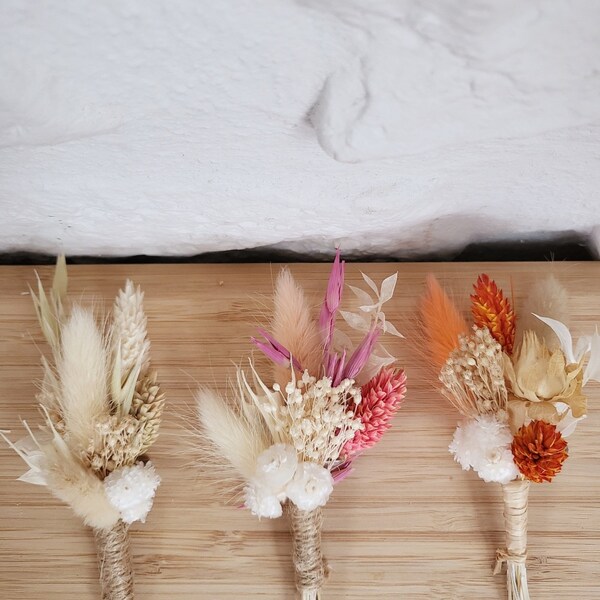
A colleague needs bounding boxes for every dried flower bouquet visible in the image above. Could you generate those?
[195,251,406,599]
[420,273,599,600]
[1,258,164,600]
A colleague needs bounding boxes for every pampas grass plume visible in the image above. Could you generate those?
[272,269,322,387]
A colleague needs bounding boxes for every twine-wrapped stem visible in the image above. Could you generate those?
[285,503,327,600]
[494,479,530,600]
[94,520,134,600]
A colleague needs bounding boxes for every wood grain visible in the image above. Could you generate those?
[1,262,599,599]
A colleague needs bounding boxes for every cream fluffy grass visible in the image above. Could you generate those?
[195,387,269,481]
[518,275,569,349]
[57,306,110,452]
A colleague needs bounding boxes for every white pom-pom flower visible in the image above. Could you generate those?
[476,447,519,484]
[243,444,298,519]
[243,482,284,519]
[285,462,334,511]
[449,415,518,485]
[104,461,161,524]
[254,443,298,490]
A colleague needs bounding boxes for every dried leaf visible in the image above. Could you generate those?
[361,272,379,295]
[339,310,370,332]
[348,285,374,307]
[383,320,404,338]
[359,304,378,313]
[379,272,398,304]
[533,314,575,363]
[583,330,600,384]
[51,255,68,314]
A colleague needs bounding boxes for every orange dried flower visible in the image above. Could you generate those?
[511,420,568,483]
[471,274,516,354]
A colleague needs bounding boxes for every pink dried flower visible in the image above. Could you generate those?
[343,367,407,457]
[251,328,301,370]
[319,248,345,354]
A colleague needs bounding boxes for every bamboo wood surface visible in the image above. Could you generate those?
[1,262,599,600]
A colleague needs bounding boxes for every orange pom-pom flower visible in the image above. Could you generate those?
[511,420,568,483]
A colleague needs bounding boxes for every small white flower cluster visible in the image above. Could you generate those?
[440,327,507,416]
[272,372,363,466]
[449,414,518,485]
[104,461,161,524]
[244,444,334,519]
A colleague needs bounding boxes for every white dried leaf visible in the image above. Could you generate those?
[583,330,600,384]
[339,310,370,332]
[332,329,353,352]
[379,273,398,304]
[359,304,378,313]
[383,320,404,338]
[348,285,374,307]
[533,314,575,363]
[361,272,379,295]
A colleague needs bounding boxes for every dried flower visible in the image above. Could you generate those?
[285,462,334,511]
[244,446,334,516]
[240,367,362,468]
[505,331,586,432]
[471,274,516,353]
[449,415,518,485]
[244,482,284,519]
[511,420,568,483]
[343,367,406,457]
[533,314,600,385]
[103,461,161,524]
[439,326,507,417]
[254,444,298,490]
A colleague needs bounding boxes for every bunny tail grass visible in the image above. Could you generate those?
[518,275,569,350]
[57,306,110,451]
[420,275,468,370]
[195,387,268,481]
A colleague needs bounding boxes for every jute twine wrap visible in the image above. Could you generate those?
[94,520,134,600]
[494,479,530,600]
[285,503,328,600]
